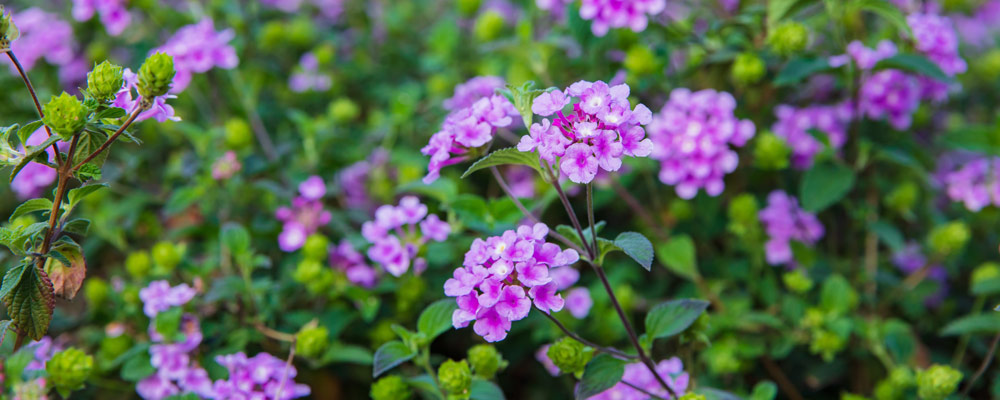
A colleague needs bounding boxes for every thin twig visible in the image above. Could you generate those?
[489,166,584,255]
[6,51,62,164]
[537,308,637,361]
[254,322,297,342]
[960,332,1000,397]
[620,380,667,400]
[72,107,143,171]
[274,336,297,400]
[586,184,598,253]
[761,355,805,400]
[551,171,595,259]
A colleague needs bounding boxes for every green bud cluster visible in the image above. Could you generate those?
[809,329,845,362]
[293,259,334,294]
[547,337,593,376]
[624,45,660,76]
[467,344,506,378]
[438,359,472,398]
[295,324,330,358]
[457,0,482,16]
[84,277,111,306]
[397,276,427,313]
[474,11,506,42]
[329,98,361,123]
[370,375,412,400]
[731,52,766,85]
[86,61,125,103]
[727,193,761,239]
[46,347,94,397]
[303,234,330,261]
[972,262,1000,287]
[224,118,253,149]
[753,131,791,170]
[137,52,176,99]
[125,250,152,278]
[874,367,914,400]
[768,22,810,56]
[916,364,962,400]
[884,182,919,215]
[927,221,970,257]
[152,241,183,273]
[43,92,89,139]
[782,269,814,293]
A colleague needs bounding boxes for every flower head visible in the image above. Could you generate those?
[758,191,824,266]
[361,196,450,276]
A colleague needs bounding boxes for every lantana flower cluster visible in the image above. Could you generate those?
[908,13,967,77]
[260,0,344,21]
[445,223,580,342]
[535,0,666,37]
[338,148,389,212]
[937,155,1000,211]
[361,196,451,277]
[72,0,131,36]
[519,80,653,184]
[276,176,332,252]
[953,0,1000,48]
[758,190,824,266]
[770,102,853,169]
[647,88,756,199]
[422,77,518,183]
[832,40,923,130]
[155,19,238,93]
[329,239,378,288]
[211,352,311,400]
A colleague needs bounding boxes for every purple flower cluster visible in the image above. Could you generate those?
[892,242,948,307]
[445,223,579,342]
[337,148,389,211]
[829,40,897,70]
[770,103,853,169]
[548,266,593,318]
[4,8,86,84]
[289,52,332,93]
[138,280,197,318]
[330,239,378,288]
[590,358,690,400]
[908,13,967,77]
[259,0,343,21]
[422,78,518,183]
[25,337,59,371]
[443,76,506,111]
[11,129,58,200]
[647,88,755,199]
[519,81,653,184]
[859,69,921,130]
[276,176,332,252]
[138,316,214,400]
[758,191,824,266]
[953,1,1000,48]
[362,196,450,277]
[155,19,239,93]
[72,0,131,36]
[938,155,1000,211]
[537,0,666,36]
[210,352,311,400]
[113,68,181,123]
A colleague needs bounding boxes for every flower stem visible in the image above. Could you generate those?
[961,332,1000,397]
[6,51,62,165]
[550,171,595,260]
[72,106,144,171]
[536,307,637,361]
[586,183,598,252]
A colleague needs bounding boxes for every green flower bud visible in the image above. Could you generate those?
[927,221,970,257]
[885,182,919,215]
[97,334,132,369]
[783,269,814,293]
[457,0,482,16]
[972,262,1000,287]
[727,193,760,238]
[438,359,472,397]
[46,347,94,397]
[370,375,412,400]
[547,337,593,376]
[973,49,1000,81]
[731,52,766,85]
[624,45,660,76]
[329,98,360,123]
[86,61,125,103]
[151,241,182,273]
[295,324,330,358]
[224,118,252,149]
[137,52,176,99]
[77,163,102,181]
[0,5,15,49]
[474,11,506,42]
[293,259,334,294]
[468,344,506,378]
[84,277,110,306]
[679,394,708,400]
[916,364,962,400]
[809,329,845,362]
[303,234,330,261]
[287,17,318,47]
[125,250,152,278]
[753,131,791,170]
[768,22,810,56]
[801,307,827,329]
[42,92,89,139]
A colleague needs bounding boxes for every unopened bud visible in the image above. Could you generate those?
[916,364,962,400]
[468,344,506,378]
[295,323,330,358]
[87,61,125,103]
[46,347,94,397]
[768,22,809,56]
[43,92,89,139]
[137,52,176,99]
[370,375,412,400]
[547,337,592,376]
[438,359,472,397]
[731,52,766,85]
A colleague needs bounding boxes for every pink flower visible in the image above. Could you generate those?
[528,282,565,313]
[565,287,593,318]
[532,89,570,116]
[560,143,599,184]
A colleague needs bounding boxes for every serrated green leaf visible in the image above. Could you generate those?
[66,183,107,209]
[574,354,626,399]
[800,161,855,212]
[941,314,1000,336]
[373,340,416,377]
[645,299,710,340]
[774,58,832,86]
[10,135,58,182]
[613,232,654,271]
[417,299,457,341]
[874,53,949,82]
[1,263,54,340]
[0,320,11,347]
[9,198,52,221]
[62,218,91,235]
[96,107,126,120]
[71,129,110,169]
[16,121,42,146]
[462,148,542,178]
[656,235,699,280]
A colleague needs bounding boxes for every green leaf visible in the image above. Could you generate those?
[71,129,110,169]
[16,121,43,146]
[873,53,949,82]
[941,314,1000,336]
[870,221,904,252]
[0,320,11,348]
[656,235,699,280]
[574,354,626,399]
[372,340,416,377]
[973,277,1000,296]
[9,198,53,221]
[645,298,710,340]
[1,263,55,340]
[62,219,91,235]
[321,342,374,366]
[613,232,654,271]
[767,0,817,28]
[851,0,912,36]
[121,351,155,381]
[66,183,108,209]
[470,378,506,400]
[749,381,778,400]
[774,58,832,86]
[221,223,251,256]
[937,125,1000,156]
[461,148,542,178]
[417,299,457,341]
[556,221,606,252]
[407,375,446,400]
[799,161,855,212]
[96,107,127,120]
[10,135,58,182]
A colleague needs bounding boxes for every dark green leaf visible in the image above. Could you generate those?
[221,223,251,255]
[96,107,127,120]
[767,0,818,28]
[574,354,626,399]
[0,320,11,348]
[373,340,416,377]
[71,129,110,169]
[10,135,58,182]
[16,121,42,146]
[937,125,1000,156]
[613,232,654,271]
[462,148,542,178]
[870,221,904,252]
[62,219,91,235]
[321,342,374,365]
[9,198,53,221]
[645,299,710,340]
[774,58,832,86]
[417,299,457,341]
[1,263,55,340]
[407,375,445,400]
[121,352,155,381]
[874,53,949,82]
[799,161,855,212]
[470,378,506,400]
[852,0,912,36]
[973,277,1000,296]
[941,314,1000,336]
[66,184,108,209]
[656,235,699,280]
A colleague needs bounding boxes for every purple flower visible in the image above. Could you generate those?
[758,191,824,267]
[10,128,59,200]
[648,88,755,199]
[577,0,667,36]
[139,280,196,318]
[892,242,949,307]
[298,176,326,201]
[445,223,579,342]
[275,177,332,252]
[564,287,593,318]
[937,155,1000,211]
[210,352,311,399]
[73,0,131,36]
[908,13,967,77]
[771,102,853,169]
[532,89,570,116]
[137,373,180,400]
[289,52,332,92]
[113,69,181,123]
[591,357,690,400]
[155,19,238,93]
[150,344,191,380]
[3,8,85,85]
[337,148,389,211]
[444,76,506,111]
[536,345,561,376]
[361,197,450,276]
[859,69,921,130]
[561,143,599,184]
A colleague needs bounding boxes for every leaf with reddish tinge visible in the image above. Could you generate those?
[45,243,87,299]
